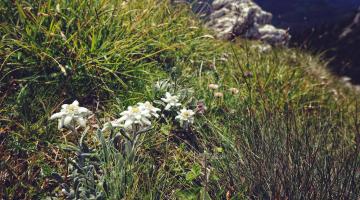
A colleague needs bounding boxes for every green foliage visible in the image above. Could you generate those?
[58,127,154,200]
[185,163,201,182]
[1,0,360,199]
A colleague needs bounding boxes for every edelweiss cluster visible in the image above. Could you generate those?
[103,101,161,131]
[161,92,195,126]
[50,92,197,133]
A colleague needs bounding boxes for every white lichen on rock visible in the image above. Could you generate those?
[205,0,290,45]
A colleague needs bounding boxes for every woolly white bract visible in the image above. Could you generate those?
[176,108,195,125]
[161,92,181,110]
[119,106,152,129]
[101,119,123,132]
[138,101,161,118]
[50,100,92,129]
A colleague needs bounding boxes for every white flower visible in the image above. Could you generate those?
[176,108,195,125]
[208,84,219,90]
[119,106,152,129]
[101,119,123,132]
[161,92,181,110]
[50,100,92,129]
[137,101,161,118]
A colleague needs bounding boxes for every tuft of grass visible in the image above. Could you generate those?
[1,0,360,199]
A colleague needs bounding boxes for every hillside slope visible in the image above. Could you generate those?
[1,0,359,199]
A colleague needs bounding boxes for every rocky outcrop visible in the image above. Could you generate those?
[205,0,290,45]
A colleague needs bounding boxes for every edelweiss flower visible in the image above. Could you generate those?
[176,108,195,125]
[138,101,161,118]
[119,106,152,129]
[208,84,219,90]
[161,92,181,110]
[50,100,92,129]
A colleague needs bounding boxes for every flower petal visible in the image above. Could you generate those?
[135,114,142,120]
[64,116,73,127]
[119,115,128,122]
[77,117,86,127]
[165,104,171,110]
[141,117,151,126]
[112,121,123,128]
[78,107,90,114]
[143,112,151,118]
[58,118,64,130]
[72,100,79,106]
[124,119,133,128]
[50,112,64,120]
[120,110,128,116]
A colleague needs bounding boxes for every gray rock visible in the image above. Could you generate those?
[205,0,290,45]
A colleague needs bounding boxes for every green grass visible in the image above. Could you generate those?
[1,0,360,199]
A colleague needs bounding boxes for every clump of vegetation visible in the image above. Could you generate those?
[1,0,360,199]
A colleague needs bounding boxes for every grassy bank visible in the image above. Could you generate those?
[1,0,359,199]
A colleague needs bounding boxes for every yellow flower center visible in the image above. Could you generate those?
[182,112,190,118]
[66,105,78,114]
[131,107,140,113]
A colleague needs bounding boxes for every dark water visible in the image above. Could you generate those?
[254,0,360,84]
[191,0,360,84]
